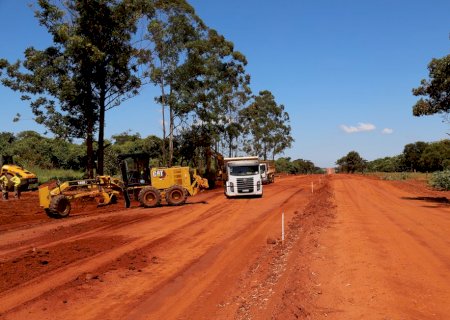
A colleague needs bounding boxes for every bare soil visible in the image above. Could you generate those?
[0,174,449,319]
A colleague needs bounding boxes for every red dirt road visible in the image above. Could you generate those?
[0,174,449,319]
[309,175,450,319]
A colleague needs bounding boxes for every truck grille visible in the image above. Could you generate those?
[237,177,254,193]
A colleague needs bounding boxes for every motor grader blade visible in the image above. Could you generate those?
[40,177,123,218]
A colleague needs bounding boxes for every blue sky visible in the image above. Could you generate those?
[0,0,449,167]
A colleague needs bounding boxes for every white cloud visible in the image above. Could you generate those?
[381,128,394,134]
[340,122,376,133]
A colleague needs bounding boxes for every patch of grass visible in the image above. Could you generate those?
[28,167,85,185]
[366,172,429,181]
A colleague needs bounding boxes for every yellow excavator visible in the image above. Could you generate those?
[0,155,39,191]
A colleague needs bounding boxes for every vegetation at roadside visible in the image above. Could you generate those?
[0,130,317,181]
[336,151,366,173]
[275,157,324,174]
[429,170,450,191]
[366,172,429,181]
[336,139,449,174]
[28,167,85,185]
[335,140,450,190]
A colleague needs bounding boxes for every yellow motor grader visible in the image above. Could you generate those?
[118,153,209,208]
[39,153,209,218]
[39,176,123,218]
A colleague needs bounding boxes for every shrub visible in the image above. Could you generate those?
[429,170,450,191]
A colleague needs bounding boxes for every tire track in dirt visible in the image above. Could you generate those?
[308,175,450,319]
[0,190,221,257]
[149,176,320,320]
[0,195,222,314]
[1,176,318,320]
[344,178,450,272]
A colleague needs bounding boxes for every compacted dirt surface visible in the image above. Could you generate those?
[0,174,449,319]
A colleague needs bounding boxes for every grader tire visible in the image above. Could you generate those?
[49,195,71,218]
[165,185,187,206]
[138,186,161,208]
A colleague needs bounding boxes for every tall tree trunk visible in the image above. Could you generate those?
[169,91,174,167]
[97,86,106,175]
[228,137,233,157]
[159,59,168,167]
[86,116,95,178]
[160,79,167,167]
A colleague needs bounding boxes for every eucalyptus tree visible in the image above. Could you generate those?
[0,0,150,176]
[179,29,251,169]
[140,0,204,166]
[143,2,251,167]
[240,90,293,160]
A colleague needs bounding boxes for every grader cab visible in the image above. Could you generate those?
[119,153,209,208]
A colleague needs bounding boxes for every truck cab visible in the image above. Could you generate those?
[224,156,263,197]
[259,160,275,184]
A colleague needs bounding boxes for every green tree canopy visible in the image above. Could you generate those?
[366,155,405,172]
[336,151,366,173]
[0,0,149,176]
[412,54,450,120]
[420,140,450,171]
[402,141,428,171]
[240,90,293,160]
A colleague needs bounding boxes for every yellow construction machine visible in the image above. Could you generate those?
[39,176,123,218]
[119,153,209,208]
[39,153,209,218]
[1,155,39,191]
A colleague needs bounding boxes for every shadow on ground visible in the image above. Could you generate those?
[402,196,449,206]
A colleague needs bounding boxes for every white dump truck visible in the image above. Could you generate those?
[260,160,276,184]
[223,156,263,197]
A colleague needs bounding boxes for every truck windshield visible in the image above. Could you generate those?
[229,165,259,176]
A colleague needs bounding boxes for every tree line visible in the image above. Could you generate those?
[0,0,293,178]
[0,130,318,178]
[335,139,450,173]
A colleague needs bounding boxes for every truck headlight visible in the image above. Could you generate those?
[257,181,261,191]
[229,182,234,192]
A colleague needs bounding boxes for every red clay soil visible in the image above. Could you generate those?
[0,174,449,319]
